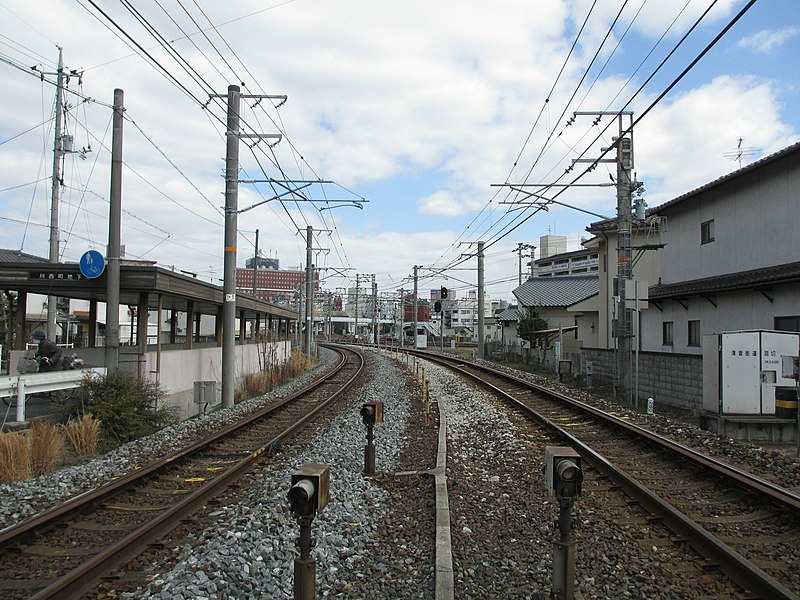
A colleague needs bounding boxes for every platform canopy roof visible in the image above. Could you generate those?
[0,254,297,321]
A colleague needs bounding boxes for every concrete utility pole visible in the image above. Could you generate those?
[477,241,485,359]
[105,88,124,373]
[614,116,635,405]
[413,266,419,349]
[398,288,405,347]
[305,226,313,358]
[214,85,285,407]
[252,228,259,296]
[371,275,377,344]
[297,284,303,347]
[354,281,359,341]
[47,47,65,342]
[515,243,536,286]
[221,84,241,409]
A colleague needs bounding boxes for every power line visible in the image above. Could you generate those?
[125,113,223,219]
[481,0,758,255]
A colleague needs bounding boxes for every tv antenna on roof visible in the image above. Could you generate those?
[723,137,759,169]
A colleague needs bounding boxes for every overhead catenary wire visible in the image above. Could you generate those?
[477,0,758,257]
[424,0,603,279]
[2,1,758,296]
[73,0,358,275]
[419,0,743,288]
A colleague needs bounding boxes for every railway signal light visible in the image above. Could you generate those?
[545,446,582,498]
[288,463,330,600]
[288,463,330,517]
[545,447,582,600]
[434,300,442,313]
[360,401,383,426]
[440,286,448,299]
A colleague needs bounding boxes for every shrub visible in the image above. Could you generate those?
[61,371,178,449]
[63,414,101,457]
[29,421,63,476]
[0,431,31,483]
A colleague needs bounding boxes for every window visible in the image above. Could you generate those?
[701,219,715,244]
[688,320,700,347]
[662,321,674,346]
[775,316,800,332]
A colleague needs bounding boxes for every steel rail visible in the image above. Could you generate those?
[5,346,363,600]
[0,348,349,549]
[414,349,800,510]
[408,349,799,600]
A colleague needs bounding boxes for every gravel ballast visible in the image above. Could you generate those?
[1,347,798,599]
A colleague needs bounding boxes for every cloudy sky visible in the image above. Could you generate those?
[1,0,798,302]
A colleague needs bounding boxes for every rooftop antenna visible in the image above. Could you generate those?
[723,137,759,169]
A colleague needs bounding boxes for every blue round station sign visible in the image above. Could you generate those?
[79,249,106,279]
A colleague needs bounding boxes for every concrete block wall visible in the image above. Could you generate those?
[582,348,703,412]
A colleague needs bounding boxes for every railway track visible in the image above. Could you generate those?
[0,345,364,600]
[404,348,800,600]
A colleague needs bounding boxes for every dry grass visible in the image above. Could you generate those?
[29,421,64,477]
[63,414,102,457]
[0,431,31,483]
[285,351,313,378]
[240,372,274,397]
[236,351,316,403]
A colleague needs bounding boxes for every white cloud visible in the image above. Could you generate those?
[737,27,800,54]
[634,75,796,207]
[418,191,464,216]
[0,0,798,302]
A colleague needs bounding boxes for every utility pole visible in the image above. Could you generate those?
[354,281,359,342]
[221,84,241,409]
[47,47,66,342]
[569,111,636,403]
[371,275,377,344]
[413,266,419,349]
[398,288,405,347]
[515,243,536,286]
[252,228,259,296]
[477,241,485,359]
[105,88,124,373]
[297,284,303,348]
[214,85,286,408]
[305,226,313,358]
[614,116,635,405]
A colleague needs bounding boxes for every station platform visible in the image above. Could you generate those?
[699,411,797,443]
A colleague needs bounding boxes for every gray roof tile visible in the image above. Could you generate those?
[0,249,48,263]
[513,275,598,307]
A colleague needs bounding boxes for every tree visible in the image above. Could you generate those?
[517,306,548,348]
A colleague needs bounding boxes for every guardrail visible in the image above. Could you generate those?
[0,368,107,423]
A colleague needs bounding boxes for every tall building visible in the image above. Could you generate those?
[245,256,279,270]
[236,256,318,303]
[538,234,567,259]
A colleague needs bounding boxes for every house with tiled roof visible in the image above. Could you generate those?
[499,275,599,370]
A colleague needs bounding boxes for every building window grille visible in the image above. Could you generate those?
[701,219,715,244]
[663,321,674,346]
[688,320,700,347]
